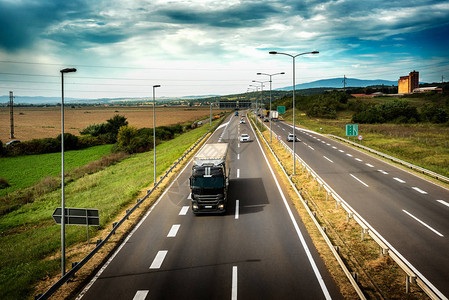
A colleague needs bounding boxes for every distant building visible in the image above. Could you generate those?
[413,87,443,94]
[398,71,419,94]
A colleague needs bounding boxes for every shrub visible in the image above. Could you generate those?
[0,177,10,189]
[79,123,109,136]
[57,133,79,150]
[420,105,449,123]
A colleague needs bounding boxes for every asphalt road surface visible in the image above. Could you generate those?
[265,118,449,299]
[77,113,342,300]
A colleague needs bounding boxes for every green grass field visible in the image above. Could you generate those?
[0,121,217,300]
[0,144,114,197]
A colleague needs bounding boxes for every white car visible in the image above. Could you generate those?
[287,133,300,142]
[240,118,246,124]
[239,134,250,142]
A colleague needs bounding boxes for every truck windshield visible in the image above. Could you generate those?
[191,167,224,188]
[192,176,224,188]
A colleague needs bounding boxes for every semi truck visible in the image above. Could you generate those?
[270,110,279,121]
[189,143,230,214]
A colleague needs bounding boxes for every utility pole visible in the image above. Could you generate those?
[9,91,14,139]
[442,75,444,84]
[342,75,347,91]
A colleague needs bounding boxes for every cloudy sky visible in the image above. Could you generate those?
[1,0,448,99]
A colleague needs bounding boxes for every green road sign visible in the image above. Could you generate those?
[346,124,358,136]
[277,106,285,114]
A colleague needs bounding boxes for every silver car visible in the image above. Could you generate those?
[287,133,300,142]
[239,134,250,142]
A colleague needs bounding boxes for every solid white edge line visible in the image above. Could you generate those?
[235,200,239,220]
[402,210,444,237]
[232,266,238,300]
[350,174,369,187]
[167,224,181,237]
[133,290,149,300]
[437,200,449,208]
[150,250,168,269]
[249,121,332,300]
[76,115,227,299]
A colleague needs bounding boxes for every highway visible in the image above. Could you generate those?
[265,119,449,299]
[77,113,342,300]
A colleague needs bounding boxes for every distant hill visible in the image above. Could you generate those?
[276,78,398,91]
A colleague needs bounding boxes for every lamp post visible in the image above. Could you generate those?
[269,50,318,174]
[60,67,76,276]
[257,72,284,143]
[249,84,259,124]
[153,85,160,186]
[252,80,268,129]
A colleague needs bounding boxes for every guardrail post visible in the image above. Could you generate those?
[346,212,353,223]
[326,192,329,201]
[361,228,368,241]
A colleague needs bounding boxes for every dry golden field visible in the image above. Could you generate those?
[0,105,221,142]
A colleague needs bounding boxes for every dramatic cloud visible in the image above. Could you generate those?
[0,0,448,98]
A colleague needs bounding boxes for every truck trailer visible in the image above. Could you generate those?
[189,143,230,214]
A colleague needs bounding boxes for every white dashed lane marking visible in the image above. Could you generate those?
[179,206,189,215]
[150,250,168,269]
[133,290,149,300]
[167,225,181,237]
[394,177,406,183]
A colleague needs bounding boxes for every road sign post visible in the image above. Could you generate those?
[53,208,100,245]
[346,124,359,142]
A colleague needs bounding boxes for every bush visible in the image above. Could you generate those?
[57,133,79,150]
[115,126,151,154]
[79,123,108,136]
[0,177,10,189]
[352,99,419,124]
[420,105,449,123]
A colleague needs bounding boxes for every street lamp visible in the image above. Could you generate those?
[249,84,259,123]
[269,50,319,175]
[257,72,285,143]
[153,85,160,187]
[252,80,268,129]
[60,67,76,276]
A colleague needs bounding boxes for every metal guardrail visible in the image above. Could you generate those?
[36,118,226,300]
[328,134,449,185]
[253,117,445,300]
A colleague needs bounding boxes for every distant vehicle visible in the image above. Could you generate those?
[287,133,300,142]
[270,111,279,121]
[235,111,239,116]
[241,113,245,117]
[240,118,246,124]
[198,121,203,125]
[263,118,269,122]
[239,134,250,142]
[5,140,20,146]
[190,143,230,214]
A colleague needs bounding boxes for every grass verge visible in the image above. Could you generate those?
[255,119,427,299]
[0,121,219,300]
[0,144,114,197]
